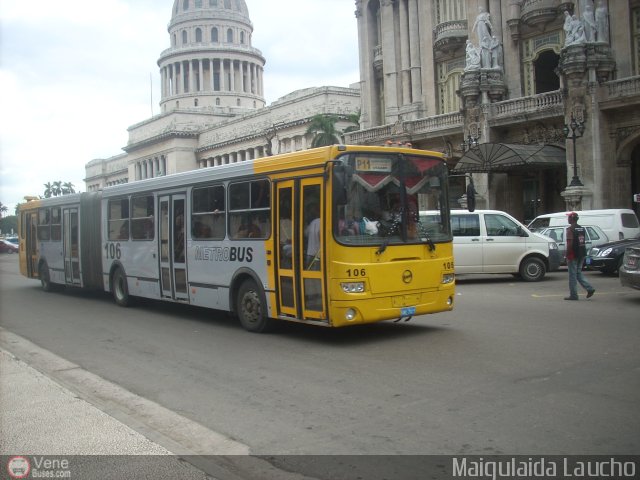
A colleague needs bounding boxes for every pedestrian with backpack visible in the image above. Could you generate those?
[565,212,596,300]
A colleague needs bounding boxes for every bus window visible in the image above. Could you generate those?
[108,198,130,240]
[192,185,225,240]
[229,179,270,240]
[131,195,155,240]
[51,207,61,241]
[334,153,451,246]
[38,208,50,241]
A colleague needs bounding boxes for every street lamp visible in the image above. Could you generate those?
[460,131,480,152]
[563,114,585,187]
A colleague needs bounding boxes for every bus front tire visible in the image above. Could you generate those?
[236,279,272,333]
[112,268,131,307]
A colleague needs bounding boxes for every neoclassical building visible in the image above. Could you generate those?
[85,0,360,191]
[347,0,640,222]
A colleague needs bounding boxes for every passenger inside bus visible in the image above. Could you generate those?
[305,202,321,270]
[237,215,261,238]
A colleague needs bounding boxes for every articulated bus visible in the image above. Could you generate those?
[18,145,460,332]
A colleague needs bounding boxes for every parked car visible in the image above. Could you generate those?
[421,209,561,281]
[586,233,640,275]
[4,236,18,245]
[0,239,19,254]
[620,246,640,291]
[528,209,640,240]
[539,225,609,264]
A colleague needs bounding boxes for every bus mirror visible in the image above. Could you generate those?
[333,164,352,206]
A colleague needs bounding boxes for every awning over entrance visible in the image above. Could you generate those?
[453,144,566,173]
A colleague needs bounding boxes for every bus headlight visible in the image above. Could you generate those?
[441,273,455,284]
[345,308,357,321]
[341,282,365,293]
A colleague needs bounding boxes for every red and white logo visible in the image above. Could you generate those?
[7,456,30,479]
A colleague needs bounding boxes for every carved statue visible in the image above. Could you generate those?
[472,7,495,68]
[582,2,596,42]
[595,0,610,44]
[490,36,503,70]
[464,40,481,71]
[564,12,586,47]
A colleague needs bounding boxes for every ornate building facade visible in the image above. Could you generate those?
[85,0,360,192]
[347,0,640,222]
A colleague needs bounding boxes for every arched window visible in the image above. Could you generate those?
[210,0,218,6]
[194,98,199,106]
[173,33,177,47]
[196,28,202,42]
[240,31,245,44]
[211,27,218,42]
[224,0,231,8]
[216,98,221,106]
[227,28,233,43]
[236,98,241,106]
[182,30,188,45]
[183,0,189,11]
[534,50,560,94]
[195,0,202,7]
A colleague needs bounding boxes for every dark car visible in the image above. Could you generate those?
[0,239,19,254]
[586,233,640,274]
[620,246,640,290]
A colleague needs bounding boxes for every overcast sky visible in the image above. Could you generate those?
[0,0,359,214]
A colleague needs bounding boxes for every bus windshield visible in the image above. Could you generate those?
[334,152,452,247]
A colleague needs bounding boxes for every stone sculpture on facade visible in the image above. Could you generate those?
[595,0,609,43]
[564,11,586,47]
[582,2,596,42]
[472,7,493,68]
[490,36,503,69]
[464,40,481,71]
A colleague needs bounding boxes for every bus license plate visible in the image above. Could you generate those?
[401,306,416,316]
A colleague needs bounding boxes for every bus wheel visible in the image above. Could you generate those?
[519,257,546,282]
[39,262,52,292]
[112,268,131,307]
[236,279,272,333]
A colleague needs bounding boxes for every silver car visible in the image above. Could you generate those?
[540,225,609,264]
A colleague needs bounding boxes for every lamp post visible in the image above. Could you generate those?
[563,114,585,187]
[460,132,480,152]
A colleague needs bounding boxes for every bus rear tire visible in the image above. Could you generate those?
[236,279,272,333]
[112,268,131,307]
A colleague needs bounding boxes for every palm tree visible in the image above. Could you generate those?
[340,110,361,143]
[62,182,75,195]
[43,182,53,198]
[0,202,7,219]
[52,181,62,197]
[306,114,341,148]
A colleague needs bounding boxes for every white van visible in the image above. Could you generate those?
[527,209,640,241]
[421,209,561,281]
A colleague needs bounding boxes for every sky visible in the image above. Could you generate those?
[0,0,359,214]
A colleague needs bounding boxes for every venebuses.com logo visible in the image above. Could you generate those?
[7,456,30,479]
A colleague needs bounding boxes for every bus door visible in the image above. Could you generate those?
[23,212,38,277]
[63,208,81,285]
[275,179,326,321]
[159,195,188,301]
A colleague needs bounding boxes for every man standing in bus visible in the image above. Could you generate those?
[564,212,595,301]
[305,202,321,270]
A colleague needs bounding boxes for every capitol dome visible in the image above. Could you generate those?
[170,0,250,22]
[158,0,265,113]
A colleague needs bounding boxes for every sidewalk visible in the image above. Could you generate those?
[0,348,211,478]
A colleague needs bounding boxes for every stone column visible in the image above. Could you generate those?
[220,59,226,91]
[399,0,411,106]
[381,0,399,122]
[199,59,204,92]
[408,0,422,105]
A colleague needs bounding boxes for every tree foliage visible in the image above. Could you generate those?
[43,181,76,198]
